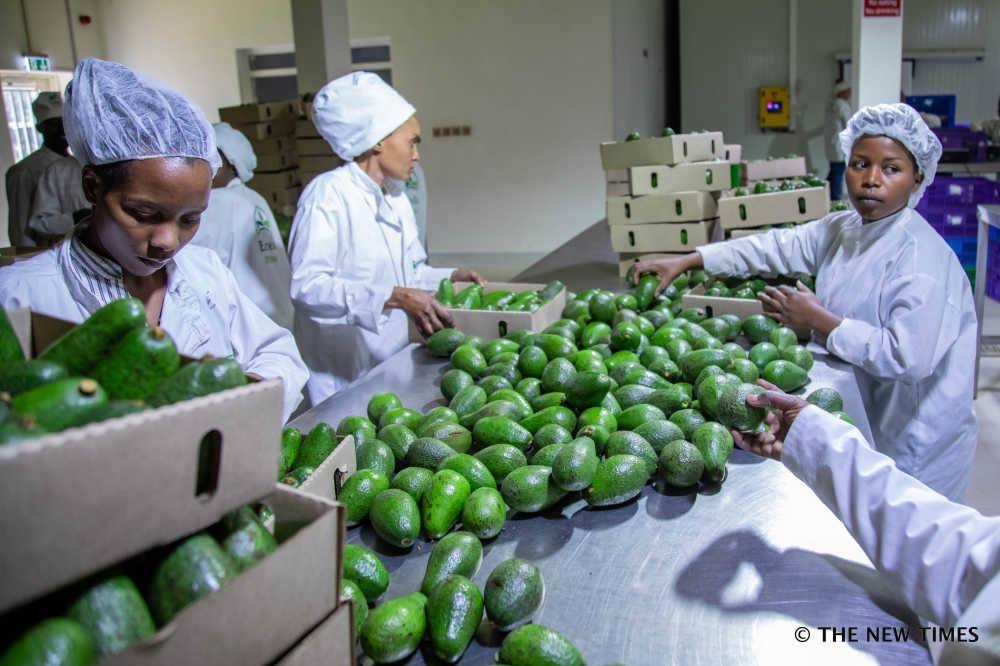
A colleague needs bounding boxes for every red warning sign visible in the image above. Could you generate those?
[865,0,901,17]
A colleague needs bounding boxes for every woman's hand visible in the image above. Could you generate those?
[756,281,842,337]
[451,269,487,287]
[630,252,704,297]
[385,287,454,338]
[730,381,810,460]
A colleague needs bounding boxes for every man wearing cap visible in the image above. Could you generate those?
[823,80,852,201]
[289,72,485,406]
[4,92,70,246]
[190,122,295,330]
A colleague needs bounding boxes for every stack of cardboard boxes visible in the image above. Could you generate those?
[600,132,738,280]
[295,101,344,190]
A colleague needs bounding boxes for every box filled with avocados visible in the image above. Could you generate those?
[718,184,829,230]
[275,601,354,666]
[618,252,685,279]
[610,219,718,254]
[681,283,808,340]
[600,132,724,170]
[741,156,807,186]
[627,161,736,196]
[0,309,284,614]
[406,282,567,344]
[607,191,718,226]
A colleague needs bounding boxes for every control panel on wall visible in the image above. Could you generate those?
[432,126,472,137]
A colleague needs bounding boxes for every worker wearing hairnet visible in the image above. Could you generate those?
[632,103,977,502]
[731,389,1000,665]
[27,155,88,244]
[189,122,295,330]
[289,72,485,406]
[0,59,307,422]
[823,81,852,200]
[5,92,70,246]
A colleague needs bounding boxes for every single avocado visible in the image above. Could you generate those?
[605,431,657,477]
[660,439,705,488]
[359,592,426,662]
[700,318,731,343]
[530,391,567,412]
[533,334,578,361]
[146,357,246,408]
[551,437,599,491]
[697,373,741,421]
[461,487,506,539]
[564,371,612,409]
[501,465,567,513]
[66,570,155,657]
[438,453,497,491]
[477,374,513,397]
[404,437,459,470]
[742,314,779,344]
[665,338,693,362]
[337,414,377,443]
[343,543,390,602]
[12,378,108,432]
[146,533,238,625]
[390,466,435,503]
[632,419,685,455]
[720,314,742,339]
[356,439,396,477]
[727,358,760,384]
[0,618,95,666]
[576,424,611,456]
[367,392,403,425]
[769,326,798,352]
[378,424,418,465]
[462,335,485,349]
[644,386,691,417]
[378,407,423,432]
[339,469,390,526]
[426,576,484,663]
[221,513,278,573]
[277,427,301,479]
[634,274,660,311]
[473,415,533,451]
[0,359,68,397]
[436,278,455,306]
[422,469,471,539]
[680,348,731,384]
[421,531,483,595]
[369,488,420,547]
[449,384,488,418]
[717,382,767,432]
[581,321,612,348]
[488,389,534,420]
[278,466,315,488]
[694,365,726,391]
[459,400,522,430]
[668,408,707,441]
[724,343,747,362]
[529,443,566,468]
[474,444,527,484]
[541,358,576,394]
[516,345,549,379]
[416,406,460,435]
[533,423,573,447]
[609,361,642,386]
[762,359,809,392]
[606,349,641,371]
[519,406,577,435]
[616,403,666,431]
[40,298,145,376]
[497,624,585,666]
[692,422,734,483]
[340,578,368,639]
[479,362,522,386]
[622,368,671,390]
[292,422,337,469]
[484,558,544,631]
[781,344,814,371]
[482,338,521,362]
[421,422,473,453]
[583,454,648,506]
[588,292,618,323]
[576,406,617,434]
[90,326,180,401]
[441,369,474,402]
[427,329,466,357]
[451,345,487,378]
[614,384,656,410]
[748,342,781,372]
[650,325,685,348]
[515,377,543,399]
[609,322,642,353]
[806,387,844,413]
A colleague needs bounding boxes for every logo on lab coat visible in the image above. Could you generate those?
[253,207,271,233]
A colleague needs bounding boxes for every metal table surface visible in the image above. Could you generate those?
[288,342,932,666]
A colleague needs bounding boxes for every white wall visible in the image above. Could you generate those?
[613,0,666,141]
[347,0,616,254]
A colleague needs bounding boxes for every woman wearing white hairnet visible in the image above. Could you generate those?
[0,59,308,422]
[190,122,295,330]
[289,72,485,406]
[632,103,978,503]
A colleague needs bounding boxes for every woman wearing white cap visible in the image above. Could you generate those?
[632,103,978,502]
[289,72,484,406]
[189,122,295,330]
[0,59,308,422]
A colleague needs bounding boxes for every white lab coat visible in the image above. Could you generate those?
[824,97,853,162]
[289,162,454,406]
[28,155,87,239]
[191,178,295,330]
[4,145,63,247]
[699,208,978,502]
[782,406,1000,665]
[0,226,308,422]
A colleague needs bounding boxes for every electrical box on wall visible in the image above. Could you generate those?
[759,86,790,129]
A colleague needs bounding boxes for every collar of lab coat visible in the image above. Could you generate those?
[346,161,405,229]
[57,223,212,349]
[837,206,910,247]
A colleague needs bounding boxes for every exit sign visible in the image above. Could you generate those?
[865,0,901,17]
[23,55,51,72]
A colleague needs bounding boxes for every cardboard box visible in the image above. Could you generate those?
[103,486,344,666]
[0,309,285,613]
[297,436,357,504]
[219,99,300,125]
[296,138,336,157]
[298,155,343,173]
[236,115,297,141]
[407,282,567,344]
[729,228,769,239]
[599,132,724,170]
[610,219,717,253]
[606,169,629,183]
[618,252,684,279]
[741,156,808,185]
[722,144,742,163]
[606,182,630,197]
[248,169,301,194]
[681,283,808,339]
[296,119,322,138]
[250,136,297,157]
[0,246,47,266]
[256,151,299,173]
[628,161,736,196]
[275,602,354,666]
[718,185,829,230]
[607,191,718,226]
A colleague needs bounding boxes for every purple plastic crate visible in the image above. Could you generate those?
[919,177,1000,208]
[946,237,978,267]
[926,210,979,238]
[933,128,968,149]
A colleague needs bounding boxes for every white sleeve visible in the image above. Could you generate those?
[826,273,959,385]
[28,167,78,237]
[698,218,826,279]
[288,197,394,334]
[5,168,38,247]
[781,406,1000,628]
[220,258,308,422]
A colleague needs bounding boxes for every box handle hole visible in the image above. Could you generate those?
[498,321,508,337]
[628,231,635,247]
[651,172,658,189]
[683,142,688,157]
[625,203,631,219]
[681,230,688,245]
[195,429,223,500]
[333,468,344,499]
[712,139,716,154]
[705,305,714,318]
[739,204,747,221]
[705,169,713,185]
[675,199,682,216]
[798,196,806,214]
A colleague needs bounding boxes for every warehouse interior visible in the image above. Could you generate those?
[2,0,1000,664]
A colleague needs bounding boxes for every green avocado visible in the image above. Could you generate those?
[291,422,337,469]
[748,342,781,372]
[356,439,396,477]
[484,558,544,631]
[12,378,108,432]
[717,382,767,432]
[438,453,497,492]
[473,444,527,484]
[583,454,648,506]
[66,570,155,657]
[660,439,705,488]
[359,592,426,663]
[91,326,180,401]
[473,416,533,451]
[369,488,421,547]
[367,392,403,425]
[426,575,483,663]
[378,424,417,465]
[40,298,145,376]
[518,406,577,435]
[461,487,506,539]
[343,544,390,602]
[390,466,435,503]
[420,531,483,596]
[441,369,474,402]
[0,618,95,666]
[497,625,585,666]
[616,404,666,431]
[422,470,471,539]
[501,465,567,513]
[742,314,779,344]
[605,431,657,477]
[0,359,68,397]
[277,427,301,479]
[692,422,734,483]
[449,384,488,418]
[806,387,843,413]
[146,357,247,408]
[451,345,487,378]
[146,533,238,626]
[762,359,809,392]
[427,329,465,357]
[339,469,390,526]
[340,579,368,639]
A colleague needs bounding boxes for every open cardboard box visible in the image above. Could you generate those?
[627,161,736,196]
[256,151,299,173]
[407,282,567,344]
[101,485,344,666]
[0,309,284,613]
[274,601,354,666]
[297,435,357,504]
[0,246,48,267]
[722,144,742,163]
[607,191,718,226]
[618,252,684,279]
[610,219,717,254]
[249,135,297,157]
[718,184,829,230]
[682,283,809,340]
[600,132,724,170]
[741,156,807,186]
[234,115,297,142]
[248,169,301,193]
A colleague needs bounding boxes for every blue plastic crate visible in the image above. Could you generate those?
[991,225,1000,244]
[945,237,978,267]
[906,95,956,128]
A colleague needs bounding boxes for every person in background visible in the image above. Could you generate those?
[4,92,69,246]
[970,93,1000,145]
[823,80,852,201]
[632,104,977,503]
[289,72,485,406]
[189,122,295,330]
[902,91,944,129]
[27,154,88,244]
[0,59,307,422]
[732,386,1000,666]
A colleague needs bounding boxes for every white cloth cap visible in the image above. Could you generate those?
[64,58,221,174]
[312,71,416,160]
[32,92,63,123]
[839,103,942,208]
[833,81,851,95]
[213,122,256,183]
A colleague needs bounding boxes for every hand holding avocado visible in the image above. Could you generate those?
[729,381,808,460]
[386,287,455,338]
[450,269,487,288]
[756,282,842,337]
[629,252,704,298]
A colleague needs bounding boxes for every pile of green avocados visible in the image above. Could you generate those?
[0,503,277,664]
[434,279,564,312]
[0,298,248,446]
[731,175,826,196]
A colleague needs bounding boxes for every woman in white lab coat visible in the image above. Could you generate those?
[732,388,1000,665]
[0,59,308,422]
[289,72,484,406]
[632,104,977,503]
[190,122,295,330]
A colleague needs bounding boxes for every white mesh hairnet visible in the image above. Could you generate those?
[64,58,221,175]
[312,71,416,160]
[839,103,942,208]
[213,122,256,183]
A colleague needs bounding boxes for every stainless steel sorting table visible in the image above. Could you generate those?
[287,221,931,665]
